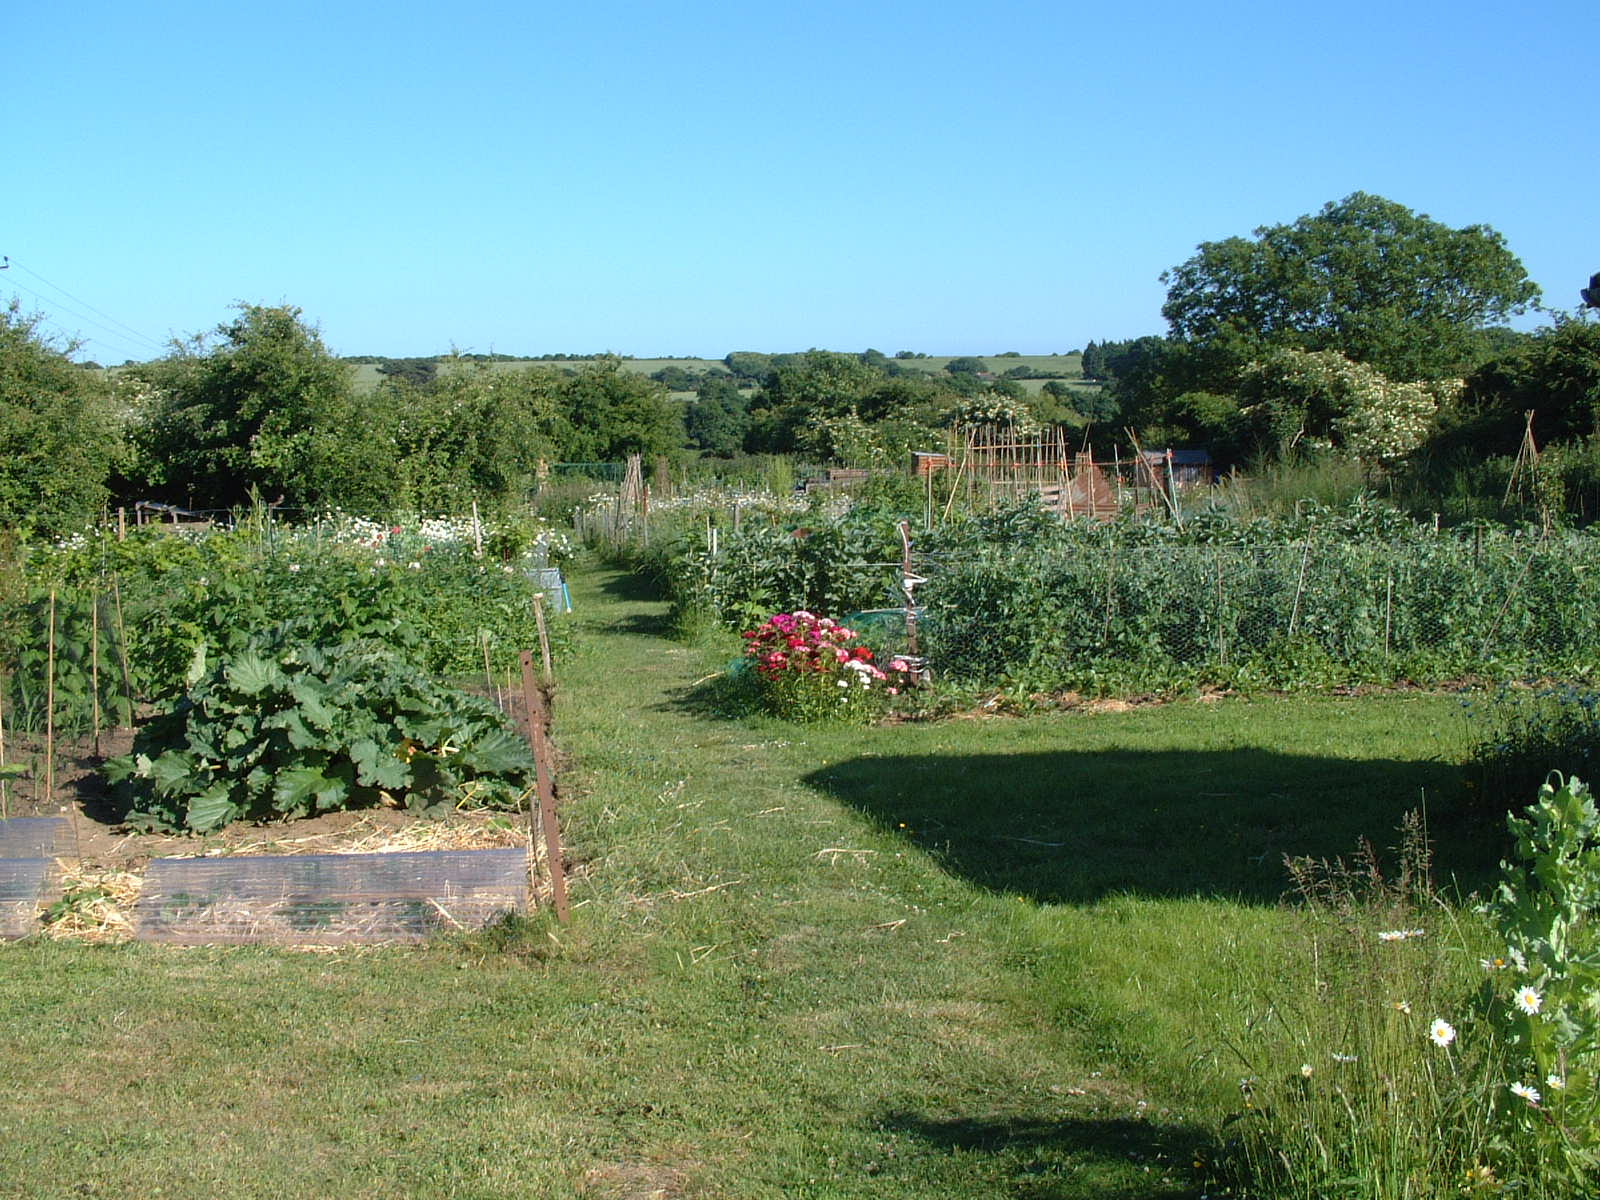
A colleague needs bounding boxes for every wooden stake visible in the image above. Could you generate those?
[111,574,135,725]
[45,590,56,804]
[91,592,102,755]
[471,500,484,558]
[0,657,9,818]
[520,650,569,923]
[117,507,127,542]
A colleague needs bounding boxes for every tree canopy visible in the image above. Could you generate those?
[0,301,125,535]
[1161,192,1539,382]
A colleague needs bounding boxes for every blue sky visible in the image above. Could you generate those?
[7,1,1596,362]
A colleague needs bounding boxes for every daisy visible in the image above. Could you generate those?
[1509,1081,1541,1105]
[1429,1019,1456,1048]
[1546,1074,1566,1090]
[1514,986,1542,1016]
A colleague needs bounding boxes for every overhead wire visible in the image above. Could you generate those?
[1,274,166,363]
[5,258,168,352]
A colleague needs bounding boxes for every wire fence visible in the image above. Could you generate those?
[917,538,1600,687]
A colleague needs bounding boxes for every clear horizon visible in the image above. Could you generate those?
[9,1,1596,364]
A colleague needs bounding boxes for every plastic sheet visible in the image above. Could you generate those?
[135,847,530,945]
[0,818,72,938]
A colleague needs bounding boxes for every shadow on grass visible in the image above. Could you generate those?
[585,568,675,636]
[805,748,1492,903]
[881,1109,1207,1199]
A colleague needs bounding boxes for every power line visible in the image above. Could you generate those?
[4,257,169,352]
[2,275,166,362]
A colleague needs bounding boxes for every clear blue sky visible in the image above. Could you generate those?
[7,0,1597,363]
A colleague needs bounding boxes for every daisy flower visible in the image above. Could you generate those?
[1514,986,1542,1016]
[1429,1019,1456,1048]
[1509,1081,1541,1105]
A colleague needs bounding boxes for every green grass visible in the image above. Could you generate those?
[0,561,1489,1198]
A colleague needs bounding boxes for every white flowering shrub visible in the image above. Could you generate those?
[1240,348,1459,465]
[950,396,1039,433]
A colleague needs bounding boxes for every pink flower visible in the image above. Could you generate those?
[890,659,909,672]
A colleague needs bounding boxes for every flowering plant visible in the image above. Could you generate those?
[741,611,908,722]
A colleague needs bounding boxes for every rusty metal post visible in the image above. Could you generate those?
[520,650,570,923]
[532,592,554,682]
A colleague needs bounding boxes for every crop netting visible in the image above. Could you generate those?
[917,539,1600,689]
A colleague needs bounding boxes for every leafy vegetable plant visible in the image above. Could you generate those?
[105,624,535,832]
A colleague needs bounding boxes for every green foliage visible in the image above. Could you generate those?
[9,519,563,733]
[944,356,987,376]
[0,301,125,537]
[105,629,534,832]
[1162,191,1540,383]
[1447,315,1600,457]
[129,303,387,512]
[560,358,683,461]
[1235,348,1460,464]
[923,511,1600,694]
[665,509,905,631]
[4,589,133,736]
[1480,775,1600,1187]
[645,494,1600,697]
[685,376,752,457]
[1467,686,1600,818]
[1207,817,1504,1199]
[389,355,566,513]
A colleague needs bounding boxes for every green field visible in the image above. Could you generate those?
[344,352,1089,396]
[0,560,1491,1198]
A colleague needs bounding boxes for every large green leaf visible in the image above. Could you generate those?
[288,676,340,731]
[455,726,535,775]
[271,765,346,815]
[349,736,411,791]
[146,751,197,797]
[226,651,286,697]
[185,782,238,833]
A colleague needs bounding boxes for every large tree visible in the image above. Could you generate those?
[1161,192,1539,383]
[131,304,386,511]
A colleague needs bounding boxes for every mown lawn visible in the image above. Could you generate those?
[0,562,1485,1199]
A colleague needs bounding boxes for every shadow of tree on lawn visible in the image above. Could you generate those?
[880,1109,1210,1199]
[805,747,1490,904]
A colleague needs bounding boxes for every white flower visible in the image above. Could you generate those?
[408,561,421,570]
[1508,946,1528,972]
[1429,1019,1456,1047]
[1377,928,1425,942]
[1546,1074,1566,1090]
[287,563,300,572]
[1299,1064,1313,1078]
[1331,1053,1358,1063]
[836,679,849,688]
[1392,1000,1412,1014]
[1514,986,1542,1016]
[1509,1081,1541,1105]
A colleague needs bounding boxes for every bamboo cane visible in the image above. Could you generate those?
[45,590,56,804]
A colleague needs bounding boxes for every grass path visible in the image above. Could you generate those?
[0,561,1477,1198]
